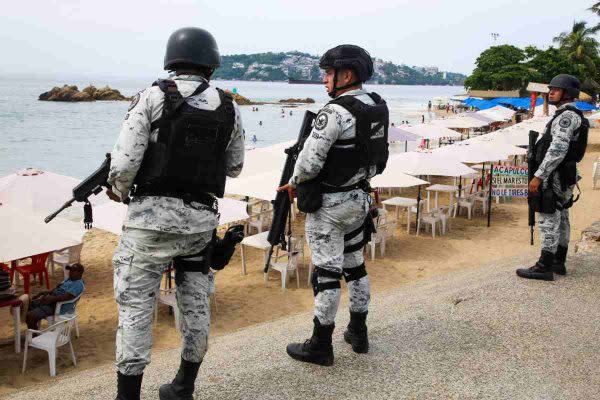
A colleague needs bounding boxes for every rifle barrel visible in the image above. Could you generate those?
[44,198,75,223]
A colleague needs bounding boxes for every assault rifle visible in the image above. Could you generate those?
[263,111,317,275]
[527,130,540,245]
[45,153,112,227]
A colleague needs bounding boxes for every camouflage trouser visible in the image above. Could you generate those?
[113,227,213,376]
[305,190,370,326]
[538,209,570,253]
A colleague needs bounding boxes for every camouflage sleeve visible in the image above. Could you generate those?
[225,101,245,178]
[290,105,342,186]
[534,110,581,181]
[107,89,152,199]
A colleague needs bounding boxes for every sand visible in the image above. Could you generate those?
[1,128,599,396]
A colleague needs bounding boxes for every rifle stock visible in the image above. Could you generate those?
[264,111,316,274]
[44,153,112,225]
[527,130,539,245]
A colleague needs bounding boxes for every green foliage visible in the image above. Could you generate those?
[553,20,600,79]
[464,45,531,90]
[212,51,466,85]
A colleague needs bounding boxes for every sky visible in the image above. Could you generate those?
[1,0,597,79]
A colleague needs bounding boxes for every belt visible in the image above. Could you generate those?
[321,180,370,194]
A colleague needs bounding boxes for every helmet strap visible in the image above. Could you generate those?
[328,68,361,98]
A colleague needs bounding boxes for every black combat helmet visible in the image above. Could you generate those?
[319,44,374,82]
[548,74,581,98]
[164,27,221,71]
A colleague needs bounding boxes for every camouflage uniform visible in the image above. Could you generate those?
[291,89,377,326]
[534,102,581,254]
[109,74,244,376]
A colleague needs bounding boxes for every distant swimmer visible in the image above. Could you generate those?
[259,120,263,126]
[289,110,293,116]
[251,134,257,143]
[421,114,425,123]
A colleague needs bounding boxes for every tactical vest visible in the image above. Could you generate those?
[320,92,389,187]
[535,105,589,166]
[133,79,235,200]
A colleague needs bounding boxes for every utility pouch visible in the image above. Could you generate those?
[539,186,557,214]
[297,179,323,213]
[558,161,577,190]
[363,207,379,243]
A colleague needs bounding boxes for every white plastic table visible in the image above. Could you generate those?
[425,184,459,212]
[240,231,271,275]
[382,197,418,233]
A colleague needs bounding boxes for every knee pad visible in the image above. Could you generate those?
[343,263,367,283]
[311,267,341,296]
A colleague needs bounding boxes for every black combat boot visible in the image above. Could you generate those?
[553,245,568,275]
[115,372,143,400]
[516,250,555,281]
[343,311,369,354]
[159,358,201,400]
[286,317,334,366]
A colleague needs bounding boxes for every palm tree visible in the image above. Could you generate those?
[553,21,600,79]
[589,2,600,16]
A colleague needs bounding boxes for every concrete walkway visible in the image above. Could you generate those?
[6,249,600,400]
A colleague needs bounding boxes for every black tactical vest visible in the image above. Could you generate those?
[321,92,389,187]
[133,79,235,199]
[535,105,589,166]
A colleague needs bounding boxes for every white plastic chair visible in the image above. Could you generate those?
[49,244,83,279]
[22,316,77,377]
[593,159,600,190]
[473,190,489,215]
[247,202,272,235]
[454,193,477,219]
[268,236,303,289]
[434,206,452,234]
[44,292,83,338]
[155,287,180,328]
[417,210,442,238]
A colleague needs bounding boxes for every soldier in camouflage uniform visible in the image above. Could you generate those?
[279,45,388,366]
[107,28,244,400]
[517,74,588,281]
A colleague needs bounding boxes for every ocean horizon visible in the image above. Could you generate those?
[0,77,463,179]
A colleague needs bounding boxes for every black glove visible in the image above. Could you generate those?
[212,225,245,270]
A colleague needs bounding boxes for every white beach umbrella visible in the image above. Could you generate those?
[0,168,111,221]
[226,170,280,201]
[477,105,515,120]
[237,141,294,178]
[91,197,250,236]
[0,206,85,262]
[433,142,509,164]
[387,151,476,177]
[370,171,429,189]
[403,124,462,140]
[430,116,490,129]
[462,136,527,156]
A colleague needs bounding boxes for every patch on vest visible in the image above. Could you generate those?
[559,114,572,128]
[128,93,140,111]
[314,112,329,131]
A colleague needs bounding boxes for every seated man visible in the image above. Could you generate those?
[24,263,85,329]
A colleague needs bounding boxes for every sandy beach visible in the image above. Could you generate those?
[1,128,599,396]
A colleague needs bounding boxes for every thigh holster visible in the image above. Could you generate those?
[343,263,367,283]
[311,267,342,296]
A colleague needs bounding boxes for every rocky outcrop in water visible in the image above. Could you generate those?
[39,85,131,102]
[279,97,315,104]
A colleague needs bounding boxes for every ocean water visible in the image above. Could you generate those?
[0,77,461,179]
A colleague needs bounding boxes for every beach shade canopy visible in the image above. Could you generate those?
[0,205,85,263]
[462,137,527,156]
[236,141,293,178]
[0,169,110,218]
[462,98,498,110]
[430,116,490,129]
[478,105,515,120]
[386,151,476,177]
[370,170,429,189]
[433,142,510,164]
[91,197,250,236]
[402,124,462,140]
[388,126,420,142]
[226,170,281,201]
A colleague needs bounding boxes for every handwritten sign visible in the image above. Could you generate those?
[491,165,528,197]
